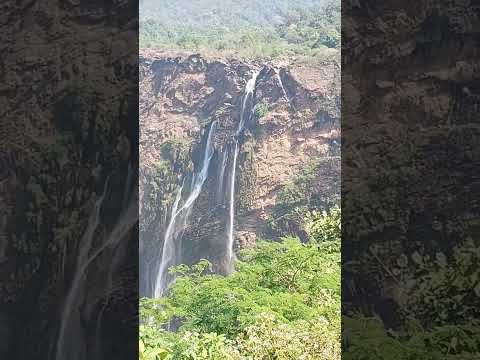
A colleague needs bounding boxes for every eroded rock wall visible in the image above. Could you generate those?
[140,50,340,293]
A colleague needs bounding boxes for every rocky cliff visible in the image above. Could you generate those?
[0,2,138,359]
[342,1,480,326]
[139,49,340,295]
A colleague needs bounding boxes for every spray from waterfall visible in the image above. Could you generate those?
[154,120,217,297]
[227,71,259,265]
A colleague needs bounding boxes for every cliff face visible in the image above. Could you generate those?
[139,49,340,295]
[342,1,480,321]
[0,2,138,359]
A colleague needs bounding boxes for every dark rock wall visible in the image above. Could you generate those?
[1,1,138,359]
[342,0,480,324]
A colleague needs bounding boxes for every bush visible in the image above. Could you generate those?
[343,316,480,360]
[254,100,269,119]
[305,205,340,243]
[237,313,340,360]
[139,226,340,359]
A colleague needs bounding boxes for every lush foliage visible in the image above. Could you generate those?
[140,0,340,61]
[266,158,339,238]
[403,237,480,326]
[139,208,340,359]
[305,205,340,243]
[344,235,480,359]
[344,316,480,359]
[253,100,269,119]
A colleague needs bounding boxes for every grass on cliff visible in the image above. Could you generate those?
[139,207,341,360]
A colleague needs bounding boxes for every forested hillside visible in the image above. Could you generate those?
[139,1,341,359]
[140,0,340,60]
[140,208,340,359]
[140,0,323,27]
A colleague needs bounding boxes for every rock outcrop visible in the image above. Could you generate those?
[140,49,340,295]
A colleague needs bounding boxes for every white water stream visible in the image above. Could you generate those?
[56,167,138,360]
[154,121,217,297]
[216,150,228,203]
[227,71,259,264]
[152,70,260,296]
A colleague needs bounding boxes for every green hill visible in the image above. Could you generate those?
[140,0,340,60]
[140,0,324,28]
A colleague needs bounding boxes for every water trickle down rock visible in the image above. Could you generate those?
[139,51,340,296]
[55,168,138,360]
[226,71,260,269]
[154,120,217,297]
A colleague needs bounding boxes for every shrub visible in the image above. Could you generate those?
[236,313,340,360]
[254,100,269,119]
[139,231,340,359]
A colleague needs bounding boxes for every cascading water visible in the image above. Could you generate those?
[147,70,260,297]
[122,162,134,209]
[55,175,111,360]
[226,71,259,265]
[154,182,184,298]
[154,120,217,297]
[226,141,239,262]
[216,150,228,203]
[91,170,138,359]
[277,70,289,104]
[55,167,138,360]
[236,72,260,136]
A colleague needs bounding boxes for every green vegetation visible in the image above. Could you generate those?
[343,235,480,359]
[140,138,192,243]
[344,316,480,360]
[139,2,344,358]
[253,100,269,119]
[139,207,341,359]
[267,159,323,237]
[160,138,191,165]
[140,0,340,61]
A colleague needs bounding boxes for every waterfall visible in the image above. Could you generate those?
[154,120,217,297]
[154,183,184,298]
[226,71,259,265]
[177,120,216,212]
[122,162,133,209]
[55,175,111,360]
[92,164,137,359]
[227,141,239,262]
[56,167,138,360]
[236,72,260,136]
[216,150,228,203]
[277,70,289,103]
[147,70,260,295]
